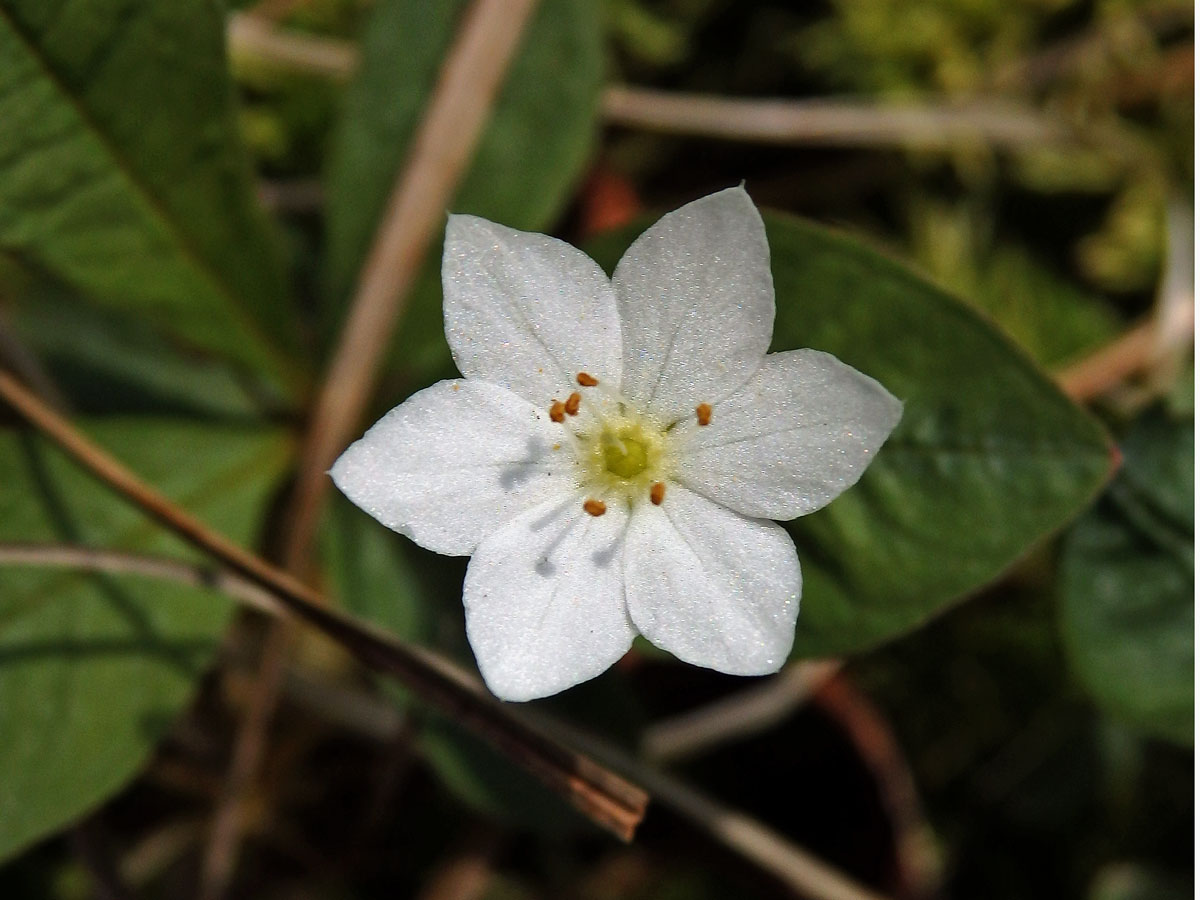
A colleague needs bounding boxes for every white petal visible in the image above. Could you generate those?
[463,496,635,701]
[442,215,622,406]
[625,485,800,675]
[612,186,774,423]
[330,380,576,557]
[674,350,902,520]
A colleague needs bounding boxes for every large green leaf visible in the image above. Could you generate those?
[767,215,1114,655]
[322,0,604,353]
[10,281,274,418]
[0,420,290,863]
[589,210,1113,657]
[1059,410,1193,745]
[0,1,297,385]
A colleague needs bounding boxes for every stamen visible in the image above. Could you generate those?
[564,392,582,416]
[696,402,713,426]
[576,372,599,387]
[549,400,566,423]
[650,482,666,505]
[583,498,607,517]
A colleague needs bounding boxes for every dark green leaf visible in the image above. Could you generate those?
[322,0,604,364]
[1060,409,1193,745]
[766,215,1113,656]
[0,1,297,385]
[589,210,1113,657]
[320,492,432,644]
[418,674,643,834]
[0,420,290,862]
[10,282,277,418]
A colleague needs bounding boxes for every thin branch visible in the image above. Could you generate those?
[200,622,292,900]
[813,675,941,898]
[0,543,279,614]
[223,18,1141,157]
[1147,197,1195,391]
[228,11,357,79]
[604,86,1088,150]
[286,0,540,560]
[0,371,648,842]
[642,660,841,762]
[205,2,543,893]
[539,716,894,900]
[1055,304,1195,402]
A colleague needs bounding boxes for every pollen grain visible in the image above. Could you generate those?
[649,482,666,505]
[696,402,713,426]
[564,392,582,416]
[576,372,599,387]
[549,400,566,423]
[583,498,607,517]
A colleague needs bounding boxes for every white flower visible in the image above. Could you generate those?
[331,187,901,702]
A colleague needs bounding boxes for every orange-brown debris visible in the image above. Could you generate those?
[649,482,666,505]
[583,498,607,517]
[564,392,582,416]
[576,372,599,387]
[696,402,713,426]
[549,400,566,423]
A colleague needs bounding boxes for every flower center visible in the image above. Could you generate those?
[604,429,649,479]
[547,373,677,511]
[585,417,664,493]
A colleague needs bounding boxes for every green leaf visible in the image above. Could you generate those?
[0,420,290,862]
[0,1,297,385]
[588,210,1113,657]
[1059,409,1193,745]
[10,281,278,418]
[320,492,433,645]
[418,675,643,835]
[322,0,604,359]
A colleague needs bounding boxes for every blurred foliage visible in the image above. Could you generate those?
[0,422,290,862]
[1060,406,1194,745]
[0,0,1191,896]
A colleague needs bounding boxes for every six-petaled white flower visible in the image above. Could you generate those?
[331,187,901,701]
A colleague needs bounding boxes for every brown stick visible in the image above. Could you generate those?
[0,543,279,614]
[642,660,841,762]
[288,0,540,561]
[539,716,893,900]
[603,87,1076,149]
[0,370,648,841]
[228,12,357,78]
[206,3,542,891]
[1055,305,1194,402]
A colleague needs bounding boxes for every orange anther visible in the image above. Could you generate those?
[649,482,666,505]
[696,402,713,426]
[564,392,581,416]
[576,372,599,387]
[549,401,566,423]
[583,498,607,517]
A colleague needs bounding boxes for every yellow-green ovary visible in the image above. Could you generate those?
[582,417,668,498]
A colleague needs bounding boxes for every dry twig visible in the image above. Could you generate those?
[228,11,356,78]
[602,86,1076,150]
[207,3,542,893]
[0,370,648,844]
[541,717,894,900]
[1056,199,1194,403]
[642,660,841,762]
[288,0,540,557]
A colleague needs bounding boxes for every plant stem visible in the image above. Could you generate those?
[0,371,648,844]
